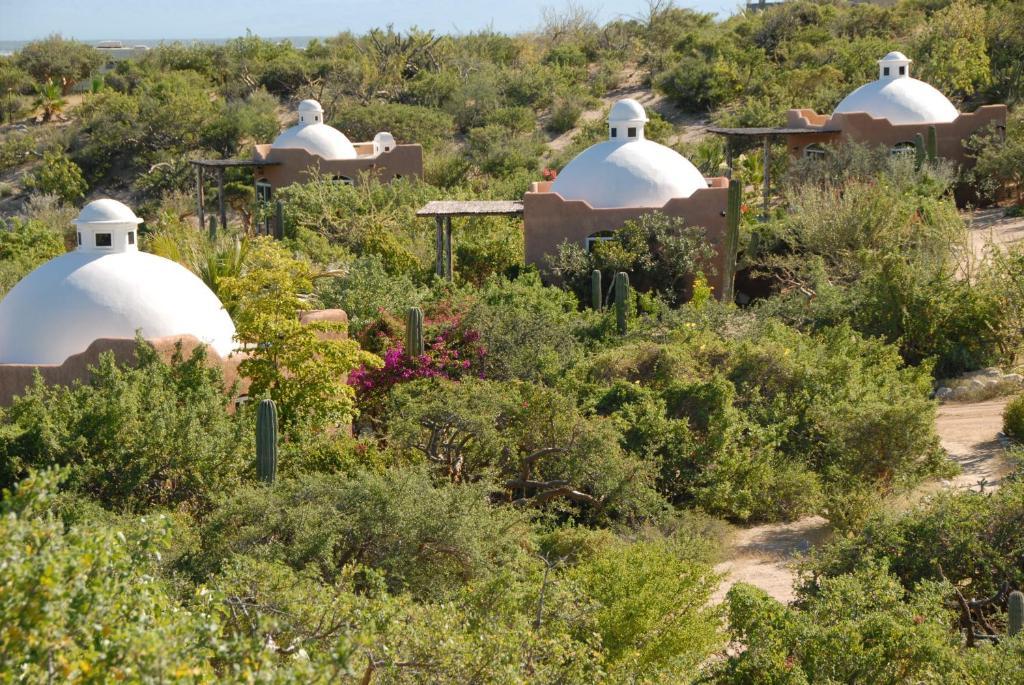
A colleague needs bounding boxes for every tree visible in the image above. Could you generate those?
[32,79,64,122]
[26,149,87,204]
[218,238,380,433]
[912,0,991,100]
[16,35,103,94]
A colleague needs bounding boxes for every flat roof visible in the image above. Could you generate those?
[190,159,281,168]
[416,200,524,217]
[705,126,826,136]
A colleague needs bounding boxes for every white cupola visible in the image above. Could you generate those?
[0,199,237,365]
[297,99,324,124]
[549,99,708,209]
[73,198,143,253]
[608,98,649,141]
[834,51,958,125]
[271,99,357,160]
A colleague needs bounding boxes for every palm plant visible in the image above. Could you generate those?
[34,79,65,122]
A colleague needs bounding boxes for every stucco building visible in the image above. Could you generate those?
[783,52,1006,167]
[523,99,737,300]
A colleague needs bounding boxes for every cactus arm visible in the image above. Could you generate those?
[256,398,278,484]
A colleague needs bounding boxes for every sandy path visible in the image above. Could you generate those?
[713,396,1015,604]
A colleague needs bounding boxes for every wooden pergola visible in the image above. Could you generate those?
[416,200,525,280]
[705,126,819,219]
[189,159,279,236]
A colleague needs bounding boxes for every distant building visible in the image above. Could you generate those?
[251,99,422,199]
[523,99,735,299]
[783,52,1006,168]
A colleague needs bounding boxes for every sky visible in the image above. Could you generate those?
[0,0,741,42]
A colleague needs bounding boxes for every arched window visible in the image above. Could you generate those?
[890,141,917,157]
[804,143,826,160]
[331,174,354,186]
[585,230,615,253]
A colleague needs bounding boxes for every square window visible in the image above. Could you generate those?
[883,67,890,76]
[628,127,637,138]
[77,232,81,246]
[899,66,905,75]
[95,233,112,247]
[128,231,135,245]
[610,127,617,138]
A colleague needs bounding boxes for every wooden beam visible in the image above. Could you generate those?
[724,138,733,180]
[444,216,453,281]
[435,216,444,277]
[196,165,205,231]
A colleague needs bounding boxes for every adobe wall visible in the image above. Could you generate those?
[252,144,423,190]
[523,179,732,300]
[783,105,1007,167]
[0,310,350,407]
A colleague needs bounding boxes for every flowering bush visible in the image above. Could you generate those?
[349,313,486,422]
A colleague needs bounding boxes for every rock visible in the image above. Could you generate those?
[1004,374,1024,385]
[935,386,954,400]
[964,367,1003,379]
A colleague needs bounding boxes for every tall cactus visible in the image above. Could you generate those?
[913,132,926,170]
[722,179,742,304]
[256,399,278,484]
[1010,590,1024,637]
[591,269,602,311]
[406,306,424,357]
[614,271,630,335]
[926,125,938,163]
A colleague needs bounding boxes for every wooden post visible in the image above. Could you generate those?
[196,165,205,231]
[444,216,453,281]
[217,168,227,236]
[761,135,770,221]
[435,215,444,277]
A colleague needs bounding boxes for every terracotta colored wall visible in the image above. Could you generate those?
[0,310,350,407]
[253,144,423,190]
[523,181,732,300]
[783,106,1007,167]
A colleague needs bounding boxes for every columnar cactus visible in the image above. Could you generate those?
[722,179,742,304]
[614,271,629,335]
[256,398,278,484]
[926,125,938,163]
[1010,590,1024,637]
[591,269,602,311]
[913,133,926,170]
[406,306,424,357]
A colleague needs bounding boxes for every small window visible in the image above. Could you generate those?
[899,65,905,76]
[585,231,615,252]
[77,232,82,246]
[890,141,917,157]
[128,231,135,245]
[628,127,637,138]
[804,143,826,160]
[332,175,354,186]
[883,67,890,76]
[95,233,112,247]
[610,127,618,138]
[256,180,272,202]
[384,145,391,151]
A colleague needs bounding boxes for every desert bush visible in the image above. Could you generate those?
[331,102,455,149]
[0,341,249,513]
[0,213,65,297]
[25,148,86,203]
[1005,394,1024,440]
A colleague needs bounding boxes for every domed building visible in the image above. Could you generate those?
[523,99,736,299]
[780,51,1005,166]
[0,200,239,404]
[251,99,422,202]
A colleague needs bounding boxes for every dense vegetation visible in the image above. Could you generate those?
[2,0,1024,680]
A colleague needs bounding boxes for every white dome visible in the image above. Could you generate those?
[0,201,236,365]
[550,99,706,209]
[271,99,356,160]
[834,52,958,125]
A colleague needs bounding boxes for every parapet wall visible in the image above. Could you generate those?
[523,179,732,299]
[253,144,423,189]
[784,105,1007,167]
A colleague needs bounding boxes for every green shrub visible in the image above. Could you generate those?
[26,149,86,203]
[1005,394,1024,440]
[331,102,456,150]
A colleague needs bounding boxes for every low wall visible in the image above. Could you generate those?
[0,310,350,407]
[253,144,423,190]
[523,180,732,299]
[784,106,1007,168]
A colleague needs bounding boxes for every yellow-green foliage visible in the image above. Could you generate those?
[1004,394,1024,440]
